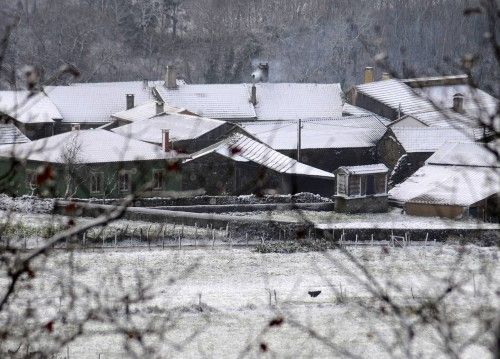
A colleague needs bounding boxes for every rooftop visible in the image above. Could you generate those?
[390,127,482,153]
[425,141,499,167]
[112,113,229,144]
[0,90,61,124]
[0,129,184,164]
[240,115,388,150]
[187,133,335,179]
[337,163,389,175]
[0,124,31,146]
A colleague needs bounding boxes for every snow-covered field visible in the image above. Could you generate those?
[6,245,498,358]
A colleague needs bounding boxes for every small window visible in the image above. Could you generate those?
[118,172,131,192]
[349,175,361,197]
[90,172,103,194]
[337,173,347,195]
[152,170,163,190]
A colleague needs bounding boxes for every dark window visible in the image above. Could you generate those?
[90,172,103,193]
[152,170,163,190]
[366,175,375,195]
[118,172,131,192]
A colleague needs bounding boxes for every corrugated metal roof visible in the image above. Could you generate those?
[249,83,343,120]
[0,129,183,164]
[338,163,388,175]
[187,133,335,179]
[389,165,499,206]
[426,142,499,167]
[0,90,61,124]
[0,124,30,145]
[156,84,257,120]
[44,81,162,124]
[240,115,387,150]
[391,127,480,153]
[112,113,227,144]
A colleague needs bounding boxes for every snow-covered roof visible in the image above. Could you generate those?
[249,83,343,120]
[391,127,482,153]
[389,165,499,206]
[356,79,436,115]
[0,124,30,145]
[44,81,162,124]
[342,103,382,118]
[156,84,257,120]
[425,142,499,167]
[240,115,388,150]
[111,101,191,123]
[112,113,228,144]
[0,90,61,124]
[187,133,335,179]
[0,129,183,164]
[337,163,389,175]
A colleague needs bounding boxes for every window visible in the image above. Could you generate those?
[118,172,131,192]
[152,170,164,190]
[90,172,103,194]
[348,175,361,197]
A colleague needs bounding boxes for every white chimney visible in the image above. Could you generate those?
[363,67,374,84]
[162,129,170,152]
[156,101,164,115]
[381,72,391,81]
[126,94,134,110]
[165,65,177,89]
[452,93,464,113]
[142,79,148,89]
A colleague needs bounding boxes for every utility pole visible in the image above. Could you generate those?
[297,119,303,162]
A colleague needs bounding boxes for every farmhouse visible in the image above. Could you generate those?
[348,72,498,128]
[334,164,389,213]
[0,129,186,198]
[181,133,335,196]
[111,109,239,153]
[389,142,499,220]
[240,115,389,172]
[377,127,485,186]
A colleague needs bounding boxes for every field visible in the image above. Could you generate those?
[4,245,498,358]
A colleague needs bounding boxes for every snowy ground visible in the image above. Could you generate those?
[4,246,498,358]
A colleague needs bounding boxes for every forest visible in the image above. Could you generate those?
[0,0,497,91]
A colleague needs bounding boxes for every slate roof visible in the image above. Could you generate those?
[0,129,184,164]
[425,142,499,167]
[111,101,190,123]
[400,110,483,128]
[249,83,343,120]
[0,90,61,124]
[338,164,389,175]
[187,133,335,179]
[240,115,388,150]
[0,124,30,145]
[112,113,228,144]
[44,81,163,124]
[156,84,257,120]
[389,165,499,206]
[390,127,482,153]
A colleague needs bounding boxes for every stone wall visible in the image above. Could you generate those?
[334,195,388,213]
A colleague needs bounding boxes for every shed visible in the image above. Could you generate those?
[334,164,389,213]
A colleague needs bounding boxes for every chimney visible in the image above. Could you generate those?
[452,93,464,113]
[363,67,374,84]
[165,65,177,89]
[126,94,134,110]
[250,84,257,106]
[162,129,170,152]
[156,101,164,115]
[142,79,148,89]
[381,72,391,81]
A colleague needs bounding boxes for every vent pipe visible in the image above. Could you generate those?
[363,67,374,84]
[126,94,135,110]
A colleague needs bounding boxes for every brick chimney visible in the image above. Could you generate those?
[363,67,374,84]
[452,93,464,113]
[165,65,177,89]
[250,84,257,106]
[126,94,134,110]
[162,129,170,152]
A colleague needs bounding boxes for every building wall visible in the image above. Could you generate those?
[351,92,399,121]
[334,195,388,213]
[405,202,466,219]
[0,159,182,198]
[172,123,238,154]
